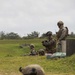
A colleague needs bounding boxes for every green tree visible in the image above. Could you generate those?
[5,32,21,39]
[27,31,40,39]
[40,33,46,38]
[0,31,5,40]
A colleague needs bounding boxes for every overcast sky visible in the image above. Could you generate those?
[0,0,75,36]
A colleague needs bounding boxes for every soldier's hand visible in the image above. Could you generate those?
[57,40,61,45]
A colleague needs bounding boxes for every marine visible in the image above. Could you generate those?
[29,44,37,56]
[19,64,45,75]
[56,21,69,52]
[42,31,56,53]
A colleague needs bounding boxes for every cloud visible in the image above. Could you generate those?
[0,0,75,36]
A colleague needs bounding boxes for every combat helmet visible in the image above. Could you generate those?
[57,21,64,26]
[46,31,52,36]
[19,64,45,75]
[30,44,35,49]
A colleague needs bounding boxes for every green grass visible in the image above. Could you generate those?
[0,39,44,57]
[0,39,75,75]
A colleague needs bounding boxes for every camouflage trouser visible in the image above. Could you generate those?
[57,41,62,52]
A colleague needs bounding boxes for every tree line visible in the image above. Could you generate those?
[0,31,40,40]
[0,31,75,40]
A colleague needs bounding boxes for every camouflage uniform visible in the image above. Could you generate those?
[56,21,68,52]
[30,44,37,55]
[38,49,45,56]
[42,31,56,53]
[19,64,45,75]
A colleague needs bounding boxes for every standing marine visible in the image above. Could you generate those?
[56,21,69,52]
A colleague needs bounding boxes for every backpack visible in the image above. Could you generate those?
[65,27,69,36]
[56,26,69,40]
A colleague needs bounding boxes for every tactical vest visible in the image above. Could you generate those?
[45,39,56,53]
[56,27,69,40]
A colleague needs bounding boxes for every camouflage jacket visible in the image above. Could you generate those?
[42,38,56,53]
[56,27,68,41]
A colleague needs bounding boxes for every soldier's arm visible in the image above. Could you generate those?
[47,40,55,45]
[59,28,67,41]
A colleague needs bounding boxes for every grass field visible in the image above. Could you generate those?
[0,39,75,75]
